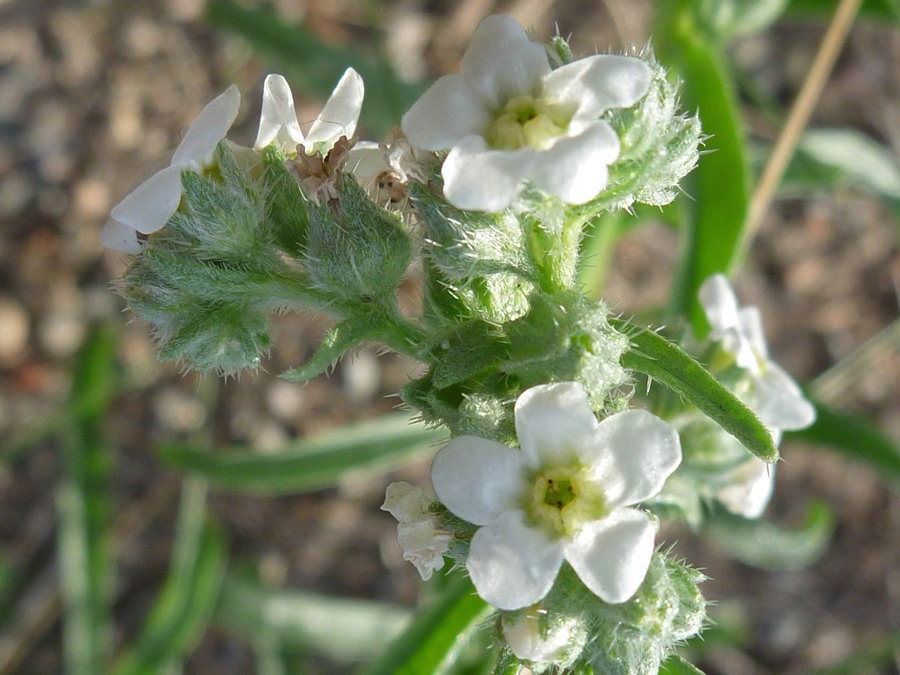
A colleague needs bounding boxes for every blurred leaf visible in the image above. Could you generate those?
[360,573,491,675]
[656,1,749,334]
[159,413,446,495]
[696,0,789,41]
[705,499,835,570]
[779,128,900,207]
[612,319,778,462]
[787,0,900,21]
[113,480,227,675]
[206,0,425,137]
[786,400,900,486]
[577,211,632,299]
[57,326,116,675]
[661,654,708,675]
[217,571,412,662]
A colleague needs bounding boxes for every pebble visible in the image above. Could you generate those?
[340,348,381,403]
[153,388,207,433]
[0,297,29,367]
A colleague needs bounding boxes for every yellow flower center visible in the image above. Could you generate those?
[528,465,607,538]
[485,95,573,151]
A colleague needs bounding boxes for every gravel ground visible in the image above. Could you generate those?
[1,1,899,673]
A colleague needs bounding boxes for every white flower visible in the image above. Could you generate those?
[254,69,364,156]
[698,274,815,432]
[431,382,681,610]
[400,15,651,211]
[381,481,453,581]
[697,274,815,518]
[501,610,585,665]
[100,85,241,253]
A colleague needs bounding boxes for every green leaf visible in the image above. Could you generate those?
[661,654,708,675]
[695,0,789,42]
[655,2,749,333]
[57,327,116,675]
[281,318,375,383]
[612,319,778,462]
[113,480,227,675]
[359,573,492,675]
[159,413,447,495]
[787,0,900,21]
[786,400,900,485]
[217,571,412,662]
[781,128,900,203]
[205,0,425,137]
[705,499,835,570]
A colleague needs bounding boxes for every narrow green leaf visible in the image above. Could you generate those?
[660,654,708,675]
[217,572,412,662]
[159,413,447,495]
[787,0,900,21]
[612,319,777,462]
[57,327,117,675]
[786,400,900,485]
[113,480,227,675]
[281,318,375,383]
[205,0,425,137]
[360,574,492,675]
[656,2,749,333]
[705,500,835,570]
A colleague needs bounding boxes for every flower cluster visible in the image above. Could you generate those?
[101,69,363,254]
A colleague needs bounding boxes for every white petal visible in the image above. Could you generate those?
[170,84,240,167]
[109,165,183,235]
[254,74,305,153]
[753,363,816,431]
[501,613,581,664]
[401,75,492,151]
[381,481,430,523]
[737,306,769,361]
[346,141,388,179]
[459,15,551,108]
[99,217,141,254]
[563,506,654,604]
[585,409,681,507]
[543,54,651,119]
[514,382,599,468]
[431,435,527,526]
[306,67,365,147]
[526,122,619,203]
[716,457,775,518]
[467,511,564,610]
[698,274,740,333]
[441,136,532,211]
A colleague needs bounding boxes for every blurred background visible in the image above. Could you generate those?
[1,0,900,673]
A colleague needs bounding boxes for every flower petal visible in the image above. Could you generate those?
[346,141,387,179]
[468,510,564,610]
[698,274,739,333]
[737,306,769,362]
[563,506,654,604]
[459,15,551,108]
[585,409,681,507]
[254,74,305,152]
[514,382,599,468]
[715,456,775,518]
[543,54,651,119]
[526,122,619,203]
[99,217,141,254]
[431,435,527,526]
[441,135,532,211]
[753,363,816,431]
[170,84,240,167]
[109,165,183,235]
[306,67,365,148]
[401,75,493,151]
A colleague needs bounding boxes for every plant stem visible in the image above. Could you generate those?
[734,0,863,268]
